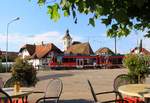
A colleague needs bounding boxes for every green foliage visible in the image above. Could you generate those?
[89,18,95,27]
[11,57,38,86]
[37,0,46,6]
[123,54,150,83]
[33,0,150,37]
[47,3,60,21]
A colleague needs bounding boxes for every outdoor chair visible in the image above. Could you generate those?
[87,80,128,103]
[113,74,144,103]
[113,74,131,91]
[35,78,63,103]
[3,77,29,103]
[3,77,28,88]
[0,88,12,103]
[0,77,4,88]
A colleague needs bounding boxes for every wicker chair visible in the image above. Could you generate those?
[87,80,128,103]
[35,78,63,103]
[0,88,12,103]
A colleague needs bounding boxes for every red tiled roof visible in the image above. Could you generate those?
[65,42,94,55]
[95,47,114,55]
[20,43,62,59]
[131,47,150,55]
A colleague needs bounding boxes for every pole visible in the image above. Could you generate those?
[5,17,20,72]
[5,23,9,72]
[115,36,117,55]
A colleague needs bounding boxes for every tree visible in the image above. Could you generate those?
[123,54,150,83]
[32,0,150,37]
[11,57,38,86]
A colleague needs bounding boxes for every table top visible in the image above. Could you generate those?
[2,87,33,98]
[118,84,150,98]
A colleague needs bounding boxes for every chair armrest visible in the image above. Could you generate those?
[95,90,128,103]
[95,90,123,101]
[101,99,129,103]
[33,91,45,93]
[35,96,59,103]
[96,90,122,97]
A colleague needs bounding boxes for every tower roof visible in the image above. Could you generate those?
[62,29,72,40]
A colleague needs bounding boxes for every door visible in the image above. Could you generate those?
[76,59,84,68]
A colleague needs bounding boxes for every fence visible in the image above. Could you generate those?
[0,62,14,73]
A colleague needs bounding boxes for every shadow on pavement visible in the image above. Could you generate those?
[59,99,93,103]
[38,73,74,81]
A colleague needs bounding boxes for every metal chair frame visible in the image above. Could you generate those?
[113,74,145,103]
[3,77,28,88]
[113,74,132,91]
[3,77,29,103]
[87,80,128,103]
[35,78,63,103]
[0,88,13,103]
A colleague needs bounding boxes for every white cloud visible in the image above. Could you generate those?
[0,30,149,53]
[0,31,62,51]
[71,34,85,42]
[0,31,84,51]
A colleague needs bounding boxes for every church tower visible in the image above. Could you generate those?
[62,29,72,51]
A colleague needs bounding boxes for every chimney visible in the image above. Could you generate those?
[42,41,44,45]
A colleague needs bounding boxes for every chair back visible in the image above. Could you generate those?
[0,77,4,88]
[0,88,12,103]
[4,77,28,88]
[113,74,131,91]
[87,80,128,103]
[44,78,63,102]
[87,80,98,102]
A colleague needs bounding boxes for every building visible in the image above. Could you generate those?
[19,43,62,69]
[0,51,18,62]
[131,47,150,55]
[62,29,72,51]
[65,42,94,55]
[131,39,150,55]
[95,47,115,56]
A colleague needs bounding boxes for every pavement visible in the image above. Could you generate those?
[2,68,149,103]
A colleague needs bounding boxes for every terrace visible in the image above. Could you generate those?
[1,68,150,103]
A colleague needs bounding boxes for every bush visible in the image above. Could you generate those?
[11,57,38,86]
[123,54,150,83]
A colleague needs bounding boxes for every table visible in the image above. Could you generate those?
[2,87,33,102]
[118,84,150,103]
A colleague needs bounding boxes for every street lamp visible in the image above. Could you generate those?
[5,17,20,72]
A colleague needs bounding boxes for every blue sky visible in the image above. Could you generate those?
[0,0,149,54]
